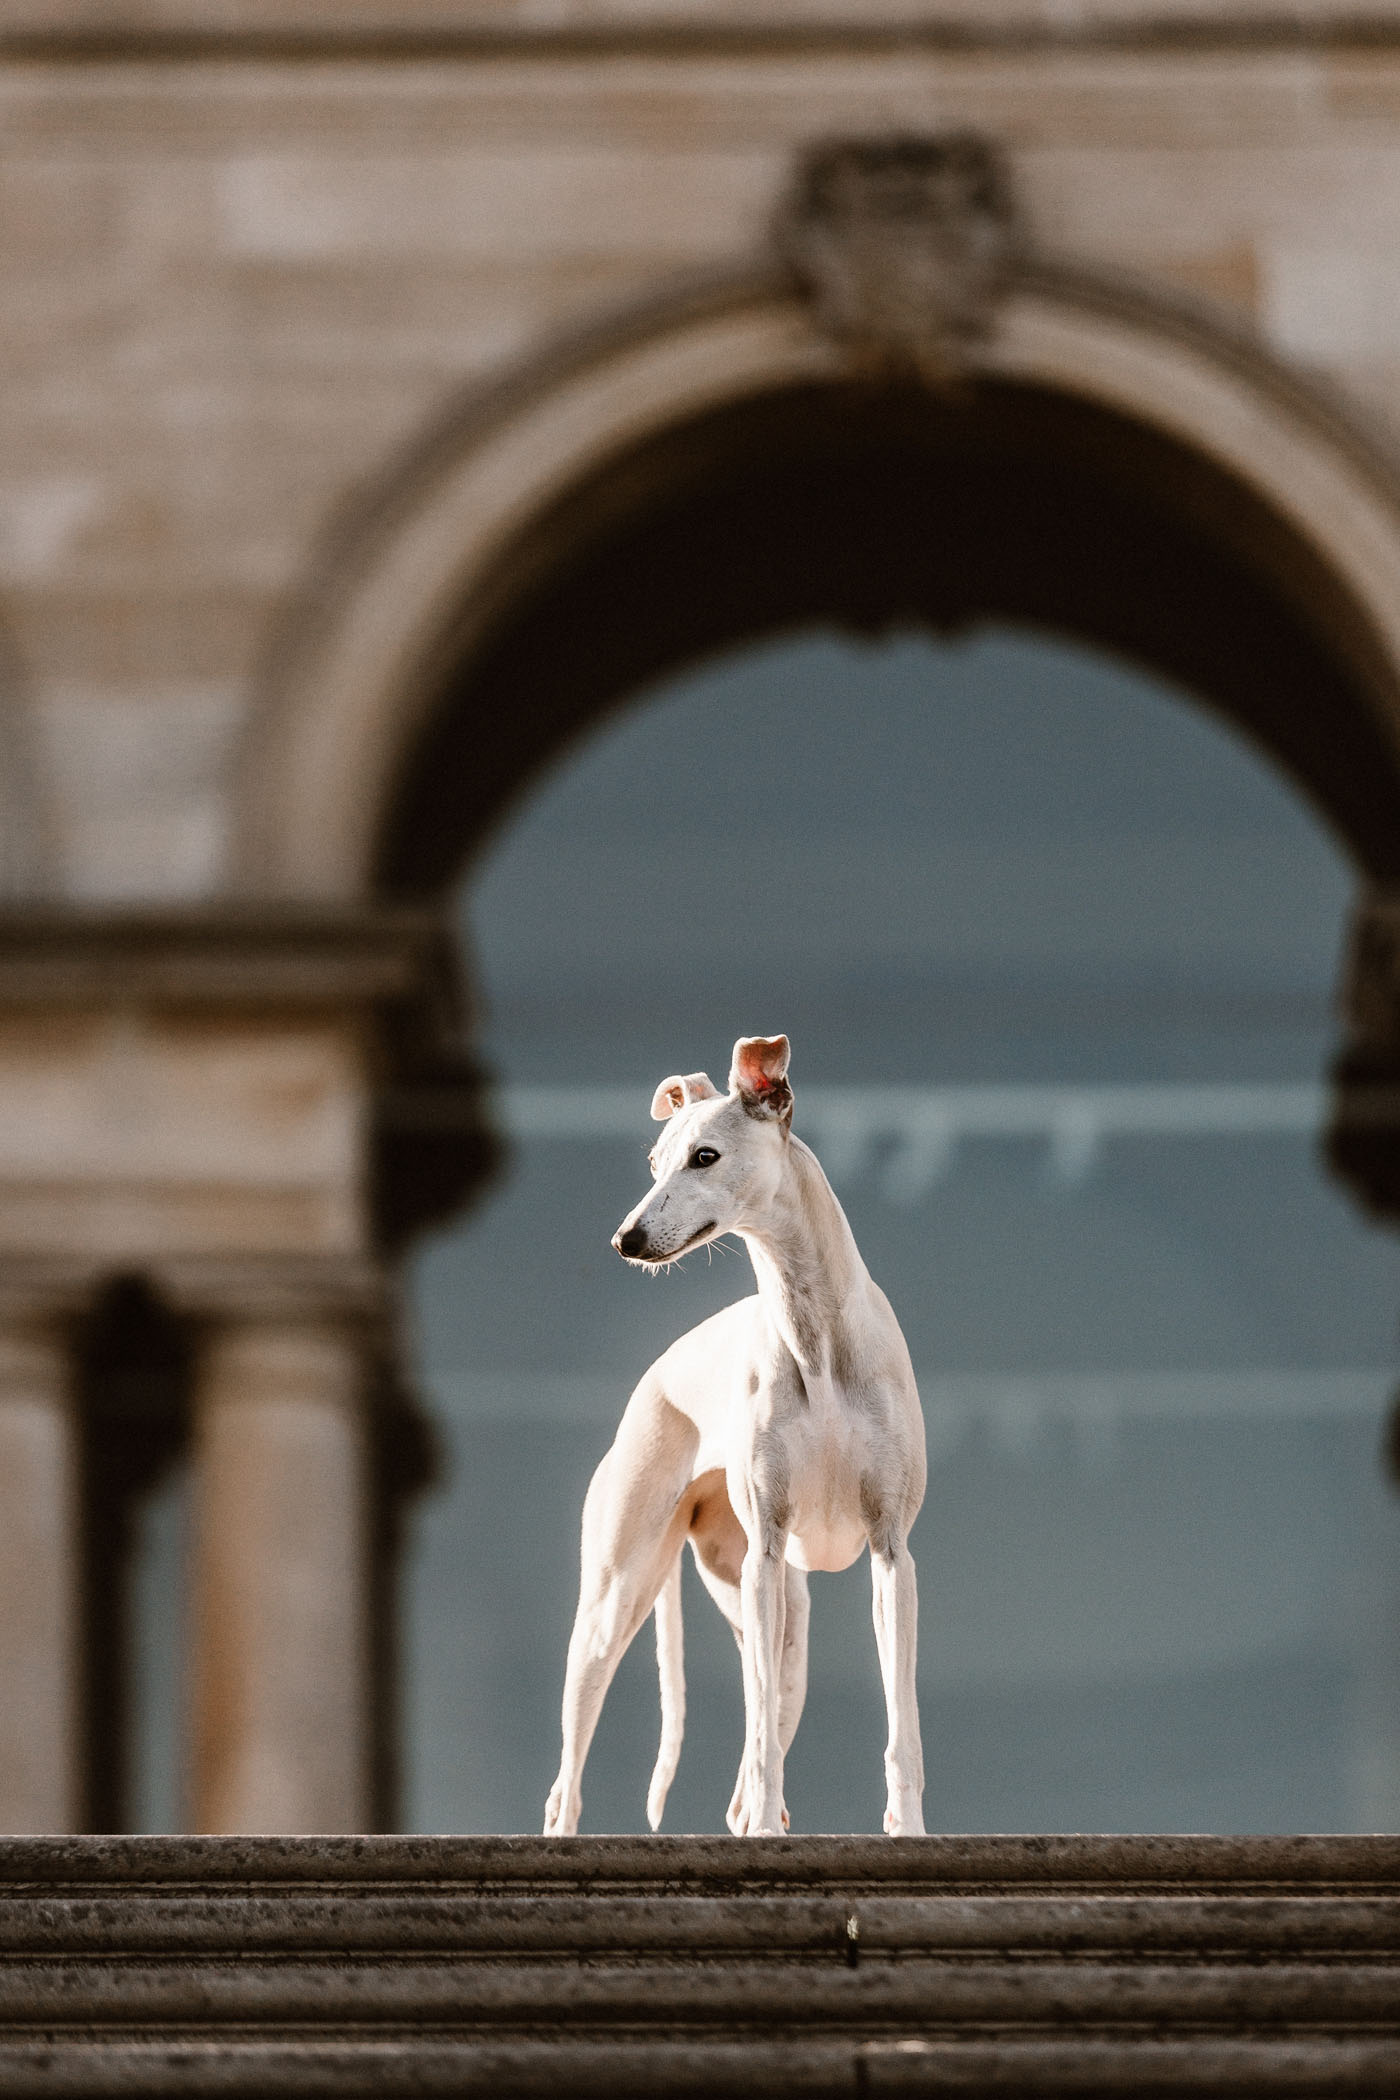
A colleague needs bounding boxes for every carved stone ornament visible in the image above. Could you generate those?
[774,132,1023,379]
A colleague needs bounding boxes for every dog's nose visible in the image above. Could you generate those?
[614,1224,647,1258]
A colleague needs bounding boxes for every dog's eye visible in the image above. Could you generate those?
[690,1147,720,1169]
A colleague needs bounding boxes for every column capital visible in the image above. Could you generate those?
[0,904,452,1014]
[157,1254,394,1336]
[0,1255,395,1339]
[0,1257,105,1332]
[0,904,497,1249]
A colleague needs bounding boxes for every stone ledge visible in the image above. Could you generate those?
[0,1837,1393,2095]
[0,2038,1394,2100]
[0,909,453,1016]
[9,10,1400,62]
[0,1830,1394,1885]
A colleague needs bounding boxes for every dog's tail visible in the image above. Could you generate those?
[646,1552,685,1831]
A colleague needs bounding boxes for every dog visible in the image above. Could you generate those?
[543,1034,927,1838]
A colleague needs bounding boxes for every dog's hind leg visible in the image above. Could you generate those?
[778,1564,810,1754]
[645,1553,684,1830]
[544,1391,696,1836]
[870,1527,925,1837]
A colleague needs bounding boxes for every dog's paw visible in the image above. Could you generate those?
[543,1782,579,1837]
[883,1795,925,1838]
[730,1790,788,1837]
[728,1763,790,1836]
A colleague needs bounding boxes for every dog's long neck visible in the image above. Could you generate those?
[741,1133,869,1383]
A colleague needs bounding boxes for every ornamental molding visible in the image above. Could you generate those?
[773,131,1023,378]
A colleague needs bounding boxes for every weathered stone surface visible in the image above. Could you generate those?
[4,4,1400,36]
[0,1836,1392,2094]
[3,0,1400,1855]
[0,908,482,1260]
[0,26,1399,897]
[0,1331,76,1834]
[188,1326,369,1835]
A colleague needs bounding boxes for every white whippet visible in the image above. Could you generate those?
[544,1034,927,1839]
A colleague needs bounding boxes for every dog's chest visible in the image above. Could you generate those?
[775,1371,871,1573]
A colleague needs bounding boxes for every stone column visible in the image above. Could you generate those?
[0,1292,81,1832]
[180,1262,385,1835]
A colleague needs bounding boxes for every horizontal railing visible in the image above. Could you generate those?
[420,1367,1395,1442]
[500,1081,1333,1196]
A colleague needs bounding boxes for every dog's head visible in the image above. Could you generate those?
[612,1035,793,1264]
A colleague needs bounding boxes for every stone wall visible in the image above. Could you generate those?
[3,3,1400,1833]
[0,7,1398,902]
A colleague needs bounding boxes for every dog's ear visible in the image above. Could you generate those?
[651,1071,721,1121]
[729,1035,793,1125]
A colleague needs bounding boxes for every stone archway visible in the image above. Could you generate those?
[235,136,1400,914]
[219,137,1400,1834]
[233,136,1400,1231]
[374,373,1400,898]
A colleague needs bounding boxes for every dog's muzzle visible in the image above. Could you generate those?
[614,1219,716,1263]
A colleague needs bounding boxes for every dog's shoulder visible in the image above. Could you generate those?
[643,1292,767,1392]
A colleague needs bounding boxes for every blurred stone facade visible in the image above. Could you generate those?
[3,0,1400,1834]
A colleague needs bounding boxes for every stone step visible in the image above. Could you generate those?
[0,1835,1397,2095]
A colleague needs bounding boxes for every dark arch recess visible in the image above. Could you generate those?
[376,375,1400,896]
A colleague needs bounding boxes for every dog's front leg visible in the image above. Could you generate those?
[732,1521,788,1836]
[870,1530,925,1837]
[725,1561,806,1834]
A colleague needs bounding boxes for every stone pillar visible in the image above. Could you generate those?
[181,1264,385,1835]
[1327,888,1400,1221]
[1329,891,1400,1828]
[0,1299,80,1832]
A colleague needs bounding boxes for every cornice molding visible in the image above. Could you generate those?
[160,1252,394,1330]
[0,906,455,1015]
[8,15,1400,62]
[0,1251,394,1333]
